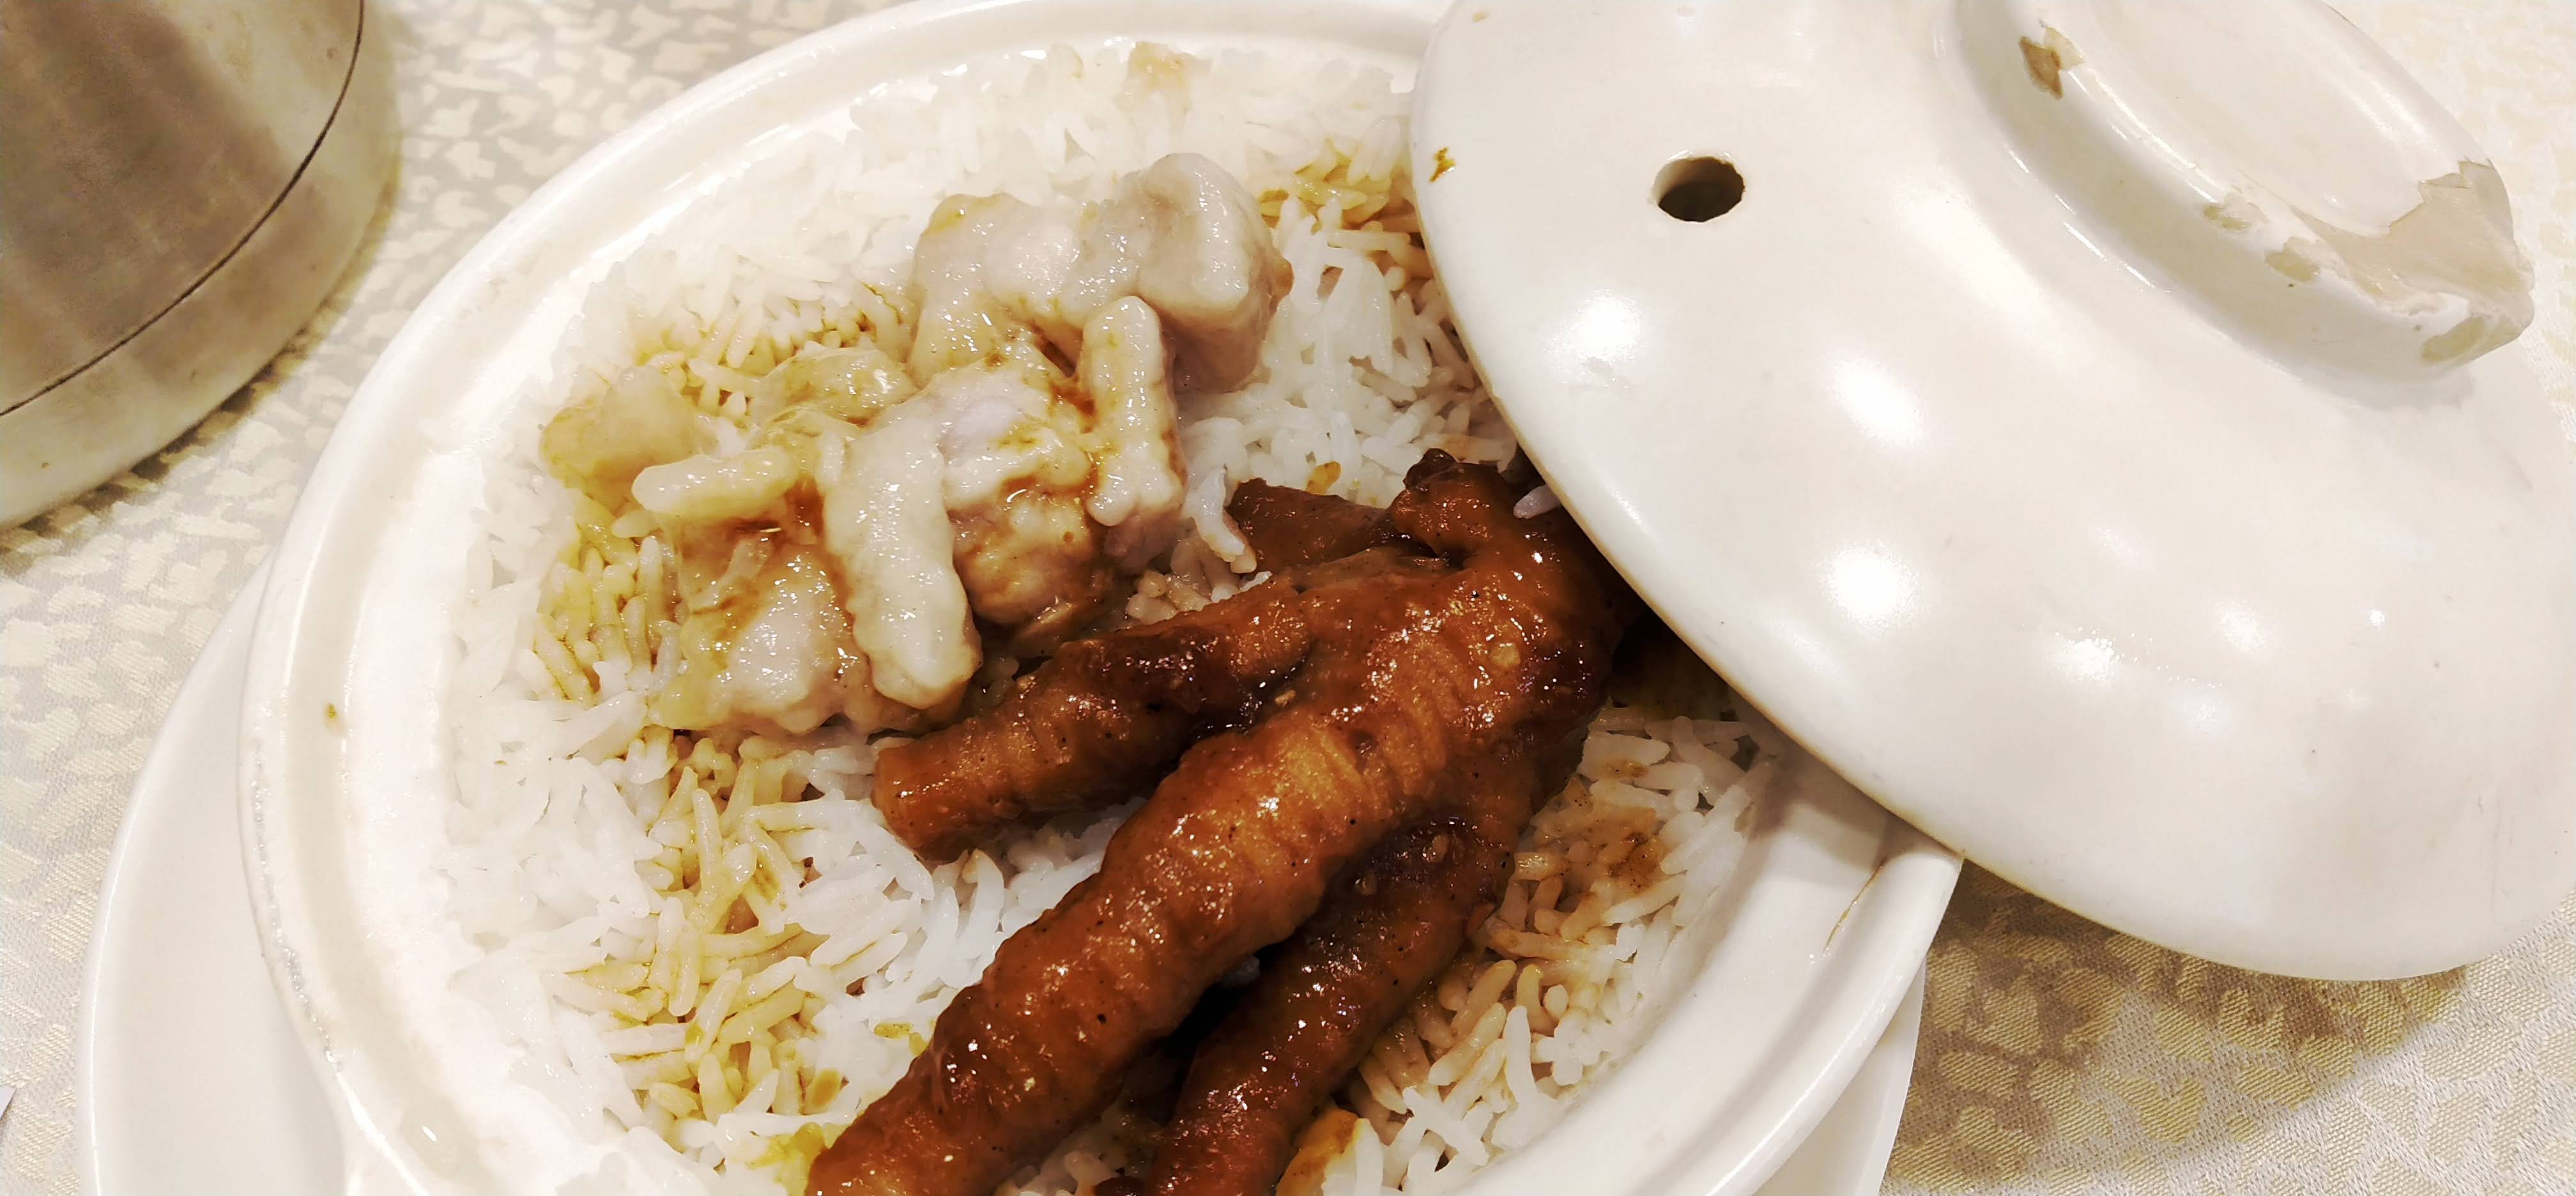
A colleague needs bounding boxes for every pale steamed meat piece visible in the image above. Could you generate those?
[654,540,880,736]
[539,366,709,507]
[749,344,917,427]
[631,444,807,611]
[953,490,1116,650]
[815,407,980,714]
[924,358,1092,513]
[903,153,1289,392]
[907,194,1078,379]
[539,155,1278,740]
[1077,152,1291,392]
[636,422,956,735]
[921,356,1117,647]
[918,307,1186,647]
[629,443,799,524]
[1078,297,1185,571]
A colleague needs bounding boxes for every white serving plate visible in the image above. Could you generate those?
[75,569,348,1196]
[237,1,1959,1192]
[71,570,1929,1194]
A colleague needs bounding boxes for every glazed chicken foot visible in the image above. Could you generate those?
[1149,739,1570,1196]
[809,455,1634,1196]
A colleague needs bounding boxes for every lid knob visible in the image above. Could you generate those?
[1959,0,2534,379]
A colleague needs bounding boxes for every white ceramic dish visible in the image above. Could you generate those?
[75,569,346,1196]
[238,1,1958,1192]
[71,572,1929,1195]
[1415,0,2572,981]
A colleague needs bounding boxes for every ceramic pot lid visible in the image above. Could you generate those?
[1412,0,2574,980]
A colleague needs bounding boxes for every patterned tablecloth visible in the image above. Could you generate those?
[3,3,2569,1193]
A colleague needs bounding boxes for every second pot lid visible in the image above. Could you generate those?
[1411,0,2574,981]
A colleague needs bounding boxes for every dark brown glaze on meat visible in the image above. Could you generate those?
[876,544,1448,861]
[809,454,1633,1196]
[875,579,1313,861]
[808,556,1456,1196]
[1150,742,1568,1196]
[1225,480,1409,572]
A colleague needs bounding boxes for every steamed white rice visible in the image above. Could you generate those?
[445,39,1793,1196]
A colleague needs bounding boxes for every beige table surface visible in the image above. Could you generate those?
[4,3,2570,1193]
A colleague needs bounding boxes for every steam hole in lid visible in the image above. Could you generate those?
[1653,156,1744,222]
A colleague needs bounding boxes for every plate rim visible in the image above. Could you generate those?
[71,567,348,1196]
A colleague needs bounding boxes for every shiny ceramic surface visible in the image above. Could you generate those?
[75,570,349,1196]
[236,1,1959,1192]
[1414,0,2573,980]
